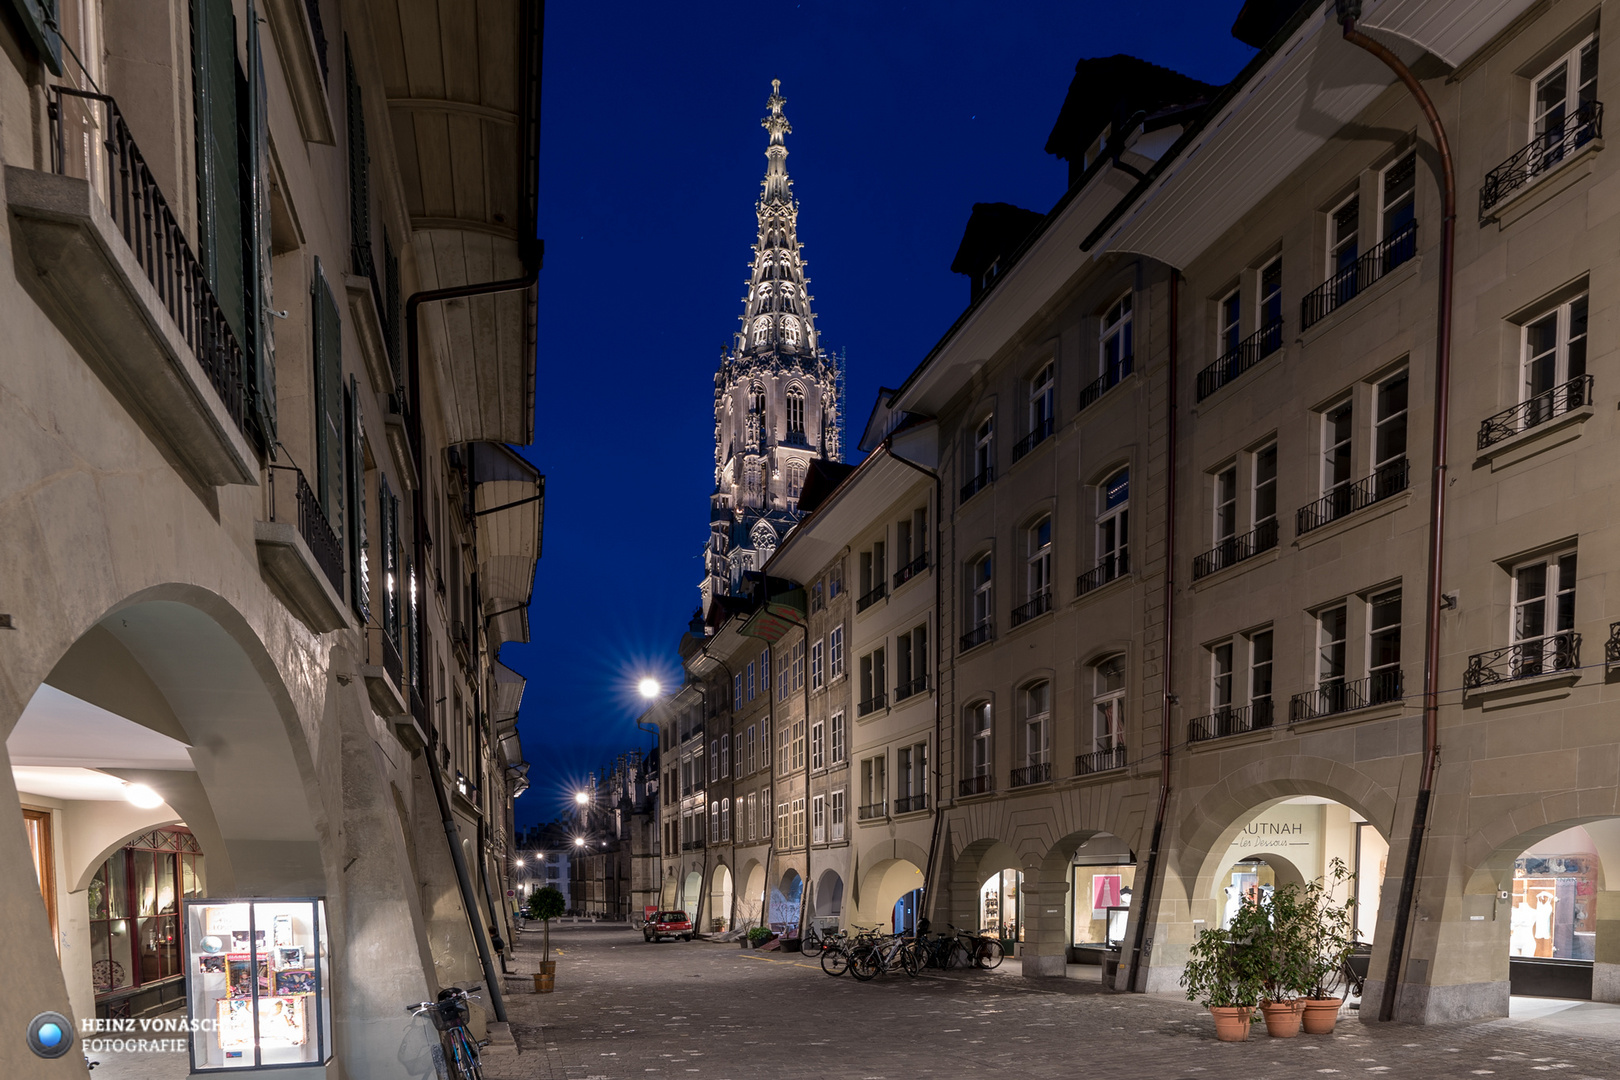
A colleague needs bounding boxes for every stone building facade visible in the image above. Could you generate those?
[0,0,540,1074]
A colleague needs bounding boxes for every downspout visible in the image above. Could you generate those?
[1126,268,1178,992]
[1335,0,1455,1024]
[800,620,813,940]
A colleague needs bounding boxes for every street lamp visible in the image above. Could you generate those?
[574,836,585,847]
[574,791,590,806]
[638,677,661,699]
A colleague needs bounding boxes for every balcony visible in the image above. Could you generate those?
[682,839,706,852]
[1196,321,1283,402]
[1079,355,1133,410]
[960,467,993,503]
[960,621,994,652]
[857,801,888,821]
[894,676,930,702]
[1009,589,1052,628]
[1477,375,1592,451]
[1192,520,1279,581]
[1077,552,1129,597]
[1012,416,1055,462]
[1188,700,1274,743]
[856,583,887,613]
[8,89,258,488]
[1295,457,1409,535]
[255,465,349,633]
[361,630,407,719]
[959,774,993,797]
[1480,102,1602,220]
[1300,220,1418,330]
[1289,671,1402,722]
[1009,762,1051,788]
[857,692,887,717]
[894,552,929,588]
[1464,632,1580,689]
[894,794,928,814]
[1076,746,1127,776]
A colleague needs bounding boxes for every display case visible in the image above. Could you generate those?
[182,898,331,1071]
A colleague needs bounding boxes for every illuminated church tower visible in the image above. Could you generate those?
[702,80,844,610]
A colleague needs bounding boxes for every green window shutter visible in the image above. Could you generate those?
[344,377,370,622]
[4,0,62,74]
[191,0,246,345]
[380,477,400,646]
[345,40,372,278]
[383,233,401,387]
[245,0,275,449]
[312,257,344,530]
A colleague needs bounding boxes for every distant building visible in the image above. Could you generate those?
[569,751,661,919]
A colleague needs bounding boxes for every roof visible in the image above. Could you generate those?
[1044,55,1219,170]
[1231,0,1314,47]
[950,203,1046,278]
[797,459,858,516]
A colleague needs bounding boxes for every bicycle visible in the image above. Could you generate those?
[820,925,880,977]
[800,924,840,958]
[969,928,1006,970]
[407,983,486,1080]
[850,933,921,981]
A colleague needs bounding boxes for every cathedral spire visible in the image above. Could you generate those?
[738,79,819,359]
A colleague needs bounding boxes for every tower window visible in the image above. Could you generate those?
[782,316,801,346]
[753,315,771,345]
[786,385,805,436]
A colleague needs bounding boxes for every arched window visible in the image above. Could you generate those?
[965,701,992,792]
[1091,656,1126,767]
[749,383,766,414]
[781,315,801,346]
[1021,681,1051,781]
[786,460,806,499]
[752,521,777,563]
[752,315,771,345]
[785,384,805,436]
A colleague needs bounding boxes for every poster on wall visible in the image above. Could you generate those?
[1091,874,1122,917]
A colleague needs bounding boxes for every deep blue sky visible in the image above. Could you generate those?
[506,1,1257,830]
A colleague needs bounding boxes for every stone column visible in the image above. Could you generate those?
[1020,881,1071,977]
[1594,891,1620,1003]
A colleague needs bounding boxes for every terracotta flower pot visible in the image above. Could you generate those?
[1209,1006,1254,1042]
[1301,997,1343,1034]
[1260,1001,1303,1038]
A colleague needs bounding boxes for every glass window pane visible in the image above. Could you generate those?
[135,850,156,917]
[157,852,177,913]
[110,854,129,919]
[89,861,110,920]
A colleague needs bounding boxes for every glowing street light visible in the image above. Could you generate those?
[574,837,585,847]
[574,791,590,806]
[638,677,661,699]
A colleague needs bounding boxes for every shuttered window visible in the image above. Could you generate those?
[345,40,373,278]
[244,1,276,447]
[5,0,60,71]
[344,376,369,622]
[312,259,344,532]
[380,477,400,648]
[191,0,246,344]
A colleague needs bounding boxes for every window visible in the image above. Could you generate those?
[710,740,720,783]
[896,623,929,699]
[967,702,992,784]
[970,554,993,632]
[861,756,887,813]
[25,808,56,957]
[1522,294,1589,422]
[810,640,825,690]
[1097,469,1129,578]
[1093,656,1125,754]
[1322,398,1353,499]
[1375,368,1409,491]
[746,793,758,841]
[778,648,790,702]
[1214,464,1237,544]
[1212,641,1235,713]
[1250,629,1274,725]
[896,507,928,575]
[974,416,994,479]
[1100,294,1133,375]
[87,828,205,998]
[792,717,806,770]
[897,742,928,810]
[777,801,790,846]
[830,711,846,763]
[746,725,756,775]
[811,720,825,770]
[812,794,826,843]
[1380,152,1416,238]
[760,648,769,691]
[1259,257,1283,330]
[1316,604,1349,711]
[787,460,806,498]
[1027,517,1052,599]
[778,724,791,776]
[721,798,731,842]
[720,734,730,777]
[709,801,720,843]
[1218,288,1241,358]
[782,316,801,347]
[1512,549,1578,674]
[1369,588,1402,702]
[790,798,806,849]
[859,647,886,714]
[828,561,843,599]
[786,385,805,434]
[790,637,805,692]
[745,463,761,501]
[753,316,771,345]
[762,787,772,837]
[830,789,847,841]
[1532,36,1599,165]
[1029,362,1055,439]
[1253,442,1278,531]
[1329,193,1359,275]
[829,624,845,679]
[1023,682,1051,770]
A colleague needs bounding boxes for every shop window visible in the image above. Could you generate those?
[980,869,1025,943]
[1070,845,1137,948]
[90,828,205,1009]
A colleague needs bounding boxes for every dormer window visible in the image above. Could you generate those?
[980,260,1000,291]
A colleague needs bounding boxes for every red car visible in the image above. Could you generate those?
[644,910,694,942]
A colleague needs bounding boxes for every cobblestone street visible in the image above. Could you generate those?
[485,925,1620,1080]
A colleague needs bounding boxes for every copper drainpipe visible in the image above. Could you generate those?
[1336,0,1455,1023]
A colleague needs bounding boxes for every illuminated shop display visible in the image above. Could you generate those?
[182,898,331,1070]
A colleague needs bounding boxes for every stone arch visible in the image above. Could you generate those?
[736,858,765,930]
[707,861,734,931]
[854,836,929,929]
[1463,801,1620,896]
[682,871,702,917]
[813,869,844,920]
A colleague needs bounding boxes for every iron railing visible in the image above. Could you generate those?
[1196,321,1283,401]
[1079,356,1134,410]
[857,692,887,717]
[1289,670,1403,722]
[48,87,251,443]
[1477,374,1593,450]
[1076,746,1127,775]
[1009,762,1052,788]
[1480,102,1603,219]
[1192,519,1279,580]
[1188,700,1275,743]
[1608,622,1620,666]
[856,583,887,613]
[961,621,994,652]
[381,633,402,690]
[894,676,930,702]
[857,801,887,821]
[960,467,993,502]
[1463,632,1581,689]
[1012,416,1055,462]
[1295,457,1410,535]
[1010,589,1052,628]
[1077,552,1129,596]
[959,774,993,797]
[266,464,343,594]
[1300,220,1418,329]
[894,794,929,814]
[894,552,928,588]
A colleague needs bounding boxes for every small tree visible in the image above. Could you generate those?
[527,886,566,964]
[1181,895,1266,1009]
[1298,858,1358,999]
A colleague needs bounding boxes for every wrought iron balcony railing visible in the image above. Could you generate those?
[1077,552,1129,596]
[1079,355,1134,410]
[1289,670,1403,722]
[1464,632,1581,689]
[961,621,994,652]
[1192,519,1280,580]
[1608,622,1620,666]
[1296,457,1410,535]
[894,794,929,814]
[894,676,930,702]
[1196,320,1283,401]
[959,774,993,797]
[1188,699,1275,743]
[857,692,887,717]
[960,467,994,502]
[1477,374,1592,450]
[1010,589,1052,628]
[894,552,929,588]
[1012,416,1055,462]
[1009,762,1052,788]
[1076,746,1127,776]
[381,634,403,690]
[857,801,888,821]
[1480,102,1603,219]
[856,583,887,613]
[1300,220,1418,329]
[266,464,344,593]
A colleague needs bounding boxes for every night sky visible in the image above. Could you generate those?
[506,1,1257,831]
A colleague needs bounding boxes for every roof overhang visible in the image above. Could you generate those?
[492,660,525,724]
[738,590,808,644]
[471,442,543,652]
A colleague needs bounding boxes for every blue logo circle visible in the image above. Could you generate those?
[26,1012,74,1059]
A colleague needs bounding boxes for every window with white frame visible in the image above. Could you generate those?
[859,647,886,714]
[791,717,805,770]
[745,725,756,775]
[1092,655,1125,755]
[790,797,806,849]
[709,741,719,782]
[778,648,790,702]
[966,701,992,786]
[1023,681,1050,768]
[1100,293,1133,375]
[897,742,928,809]
[812,793,826,843]
[1522,294,1588,425]
[778,724,790,776]
[1218,287,1241,358]
[746,792,757,840]
[1029,361,1055,439]
[1315,604,1348,711]
[1259,257,1282,330]
[1380,152,1415,239]
[973,416,994,480]
[970,553,993,633]
[735,672,744,706]
[720,734,730,777]
[1249,628,1273,725]
[777,800,789,846]
[1097,468,1129,578]
[1369,588,1402,702]
[1027,516,1052,601]
[1212,641,1235,715]
[830,711,847,763]
[1512,548,1578,675]
[709,801,719,843]
[810,640,824,690]
[721,798,731,842]
[896,622,928,699]
[761,787,771,837]
[1214,463,1237,546]
[1375,367,1408,493]
[760,648,769,691]
[791,638,804,691]
[1329,192,1359,275]
[860,755,886,813]
[830,789,846,840]
[1322,398,1353,499]
[1532,35,1599,167]
[1254,441,1277,532]
[829,624,845,679]
[811,719,825,770]
[746,661,756,701]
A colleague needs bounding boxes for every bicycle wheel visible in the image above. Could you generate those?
[821,947,850,976]
[449,1028,485,1080]
[849,947,880,981]
[946,940,970,970]
[976,938,1005,970]
[800,933,824,958]
[900,943,922,978]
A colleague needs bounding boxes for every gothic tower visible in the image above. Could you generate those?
[702,80,844,610]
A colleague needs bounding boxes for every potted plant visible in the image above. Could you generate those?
[1298,859,1358,1034]
[527,886,565,993]
[745,926,774,950]
[1252,884,1310,1038]
[1180,897,1264,1042]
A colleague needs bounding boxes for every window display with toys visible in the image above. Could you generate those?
[183,898,331,1070]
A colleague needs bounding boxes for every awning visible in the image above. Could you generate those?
[492,660,525,724]
[738,590,808,644]
[470,442,543,651]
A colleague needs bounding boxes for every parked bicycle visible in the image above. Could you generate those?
[850,933,921,981]
[799,923,843,958]
[407,983,486,1080]
[819,924,881,976]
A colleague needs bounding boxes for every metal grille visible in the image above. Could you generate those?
[1300,220,1417,329]
[1481,102,1602,219]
